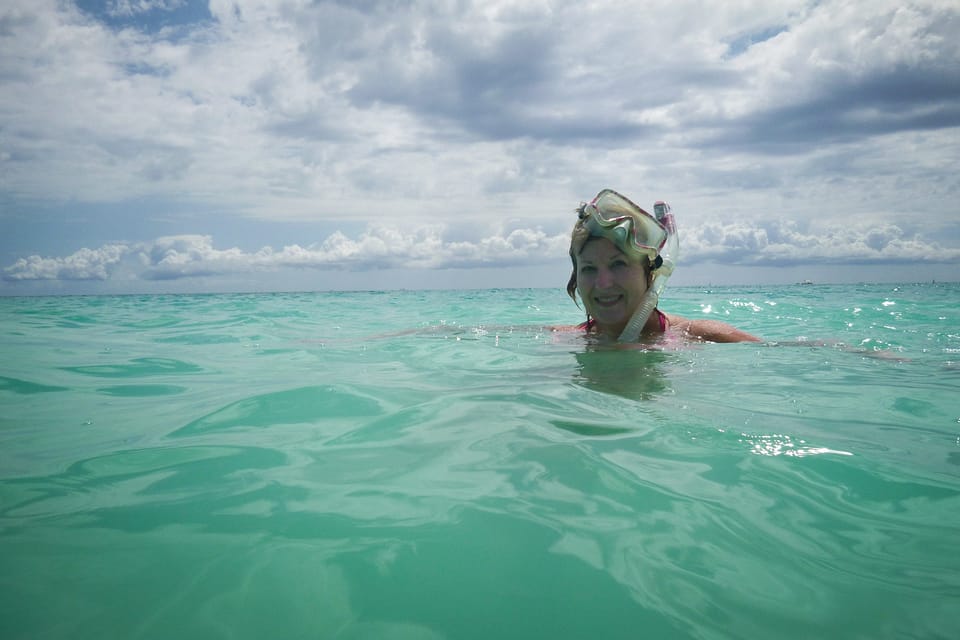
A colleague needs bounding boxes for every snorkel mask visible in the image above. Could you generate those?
[575,189,680,342]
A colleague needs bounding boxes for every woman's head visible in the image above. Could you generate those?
[566,189,666,304]
[567,189,681,341]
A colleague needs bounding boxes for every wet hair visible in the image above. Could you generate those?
[566,219,592,302]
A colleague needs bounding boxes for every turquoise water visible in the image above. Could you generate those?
[1,283,958,639]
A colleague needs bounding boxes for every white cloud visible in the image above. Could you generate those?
[2,245,130,281]
[682,220,960,266]
[4,222,956,284]
[1,227,568,282]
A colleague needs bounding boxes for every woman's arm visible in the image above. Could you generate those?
[665,315,761,343]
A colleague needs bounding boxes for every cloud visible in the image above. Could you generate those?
[682,220,960,266]
[1,227,570,282]
[4,0,958,208]
[2,244,130,281]
[704,0,960,151]
[5,222,957,284]
[0,0,958,293]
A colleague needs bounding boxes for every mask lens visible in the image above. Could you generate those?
[589,189,667,252]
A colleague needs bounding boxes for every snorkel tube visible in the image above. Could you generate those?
[617,201,679,343]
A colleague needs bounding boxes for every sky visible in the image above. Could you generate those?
[1,0,959,295]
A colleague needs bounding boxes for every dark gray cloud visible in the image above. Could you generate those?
[316,4,664,144]
[697,3,960,154]
[703,66,960,154]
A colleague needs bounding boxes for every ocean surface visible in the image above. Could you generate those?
[1,283,958,640]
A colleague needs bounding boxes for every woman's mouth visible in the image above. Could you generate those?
[594,294,623,308]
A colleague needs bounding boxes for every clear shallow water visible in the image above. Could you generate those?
[1,283,958,639]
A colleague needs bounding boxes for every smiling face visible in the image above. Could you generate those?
[575,237,651,336]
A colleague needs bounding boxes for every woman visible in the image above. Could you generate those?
[566,189,760,344]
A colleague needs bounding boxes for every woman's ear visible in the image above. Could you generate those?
[646,255,662,286]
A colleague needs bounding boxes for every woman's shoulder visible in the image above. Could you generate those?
[664,314,761,343]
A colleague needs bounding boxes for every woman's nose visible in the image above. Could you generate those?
[595,266,613,288]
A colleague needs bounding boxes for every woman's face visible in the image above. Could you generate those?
[576,237,650,333]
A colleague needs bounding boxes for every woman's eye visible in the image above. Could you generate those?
[611,260,627,269]
[579,265,596,274]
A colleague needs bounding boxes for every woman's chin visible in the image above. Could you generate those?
[588,305,630,329]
